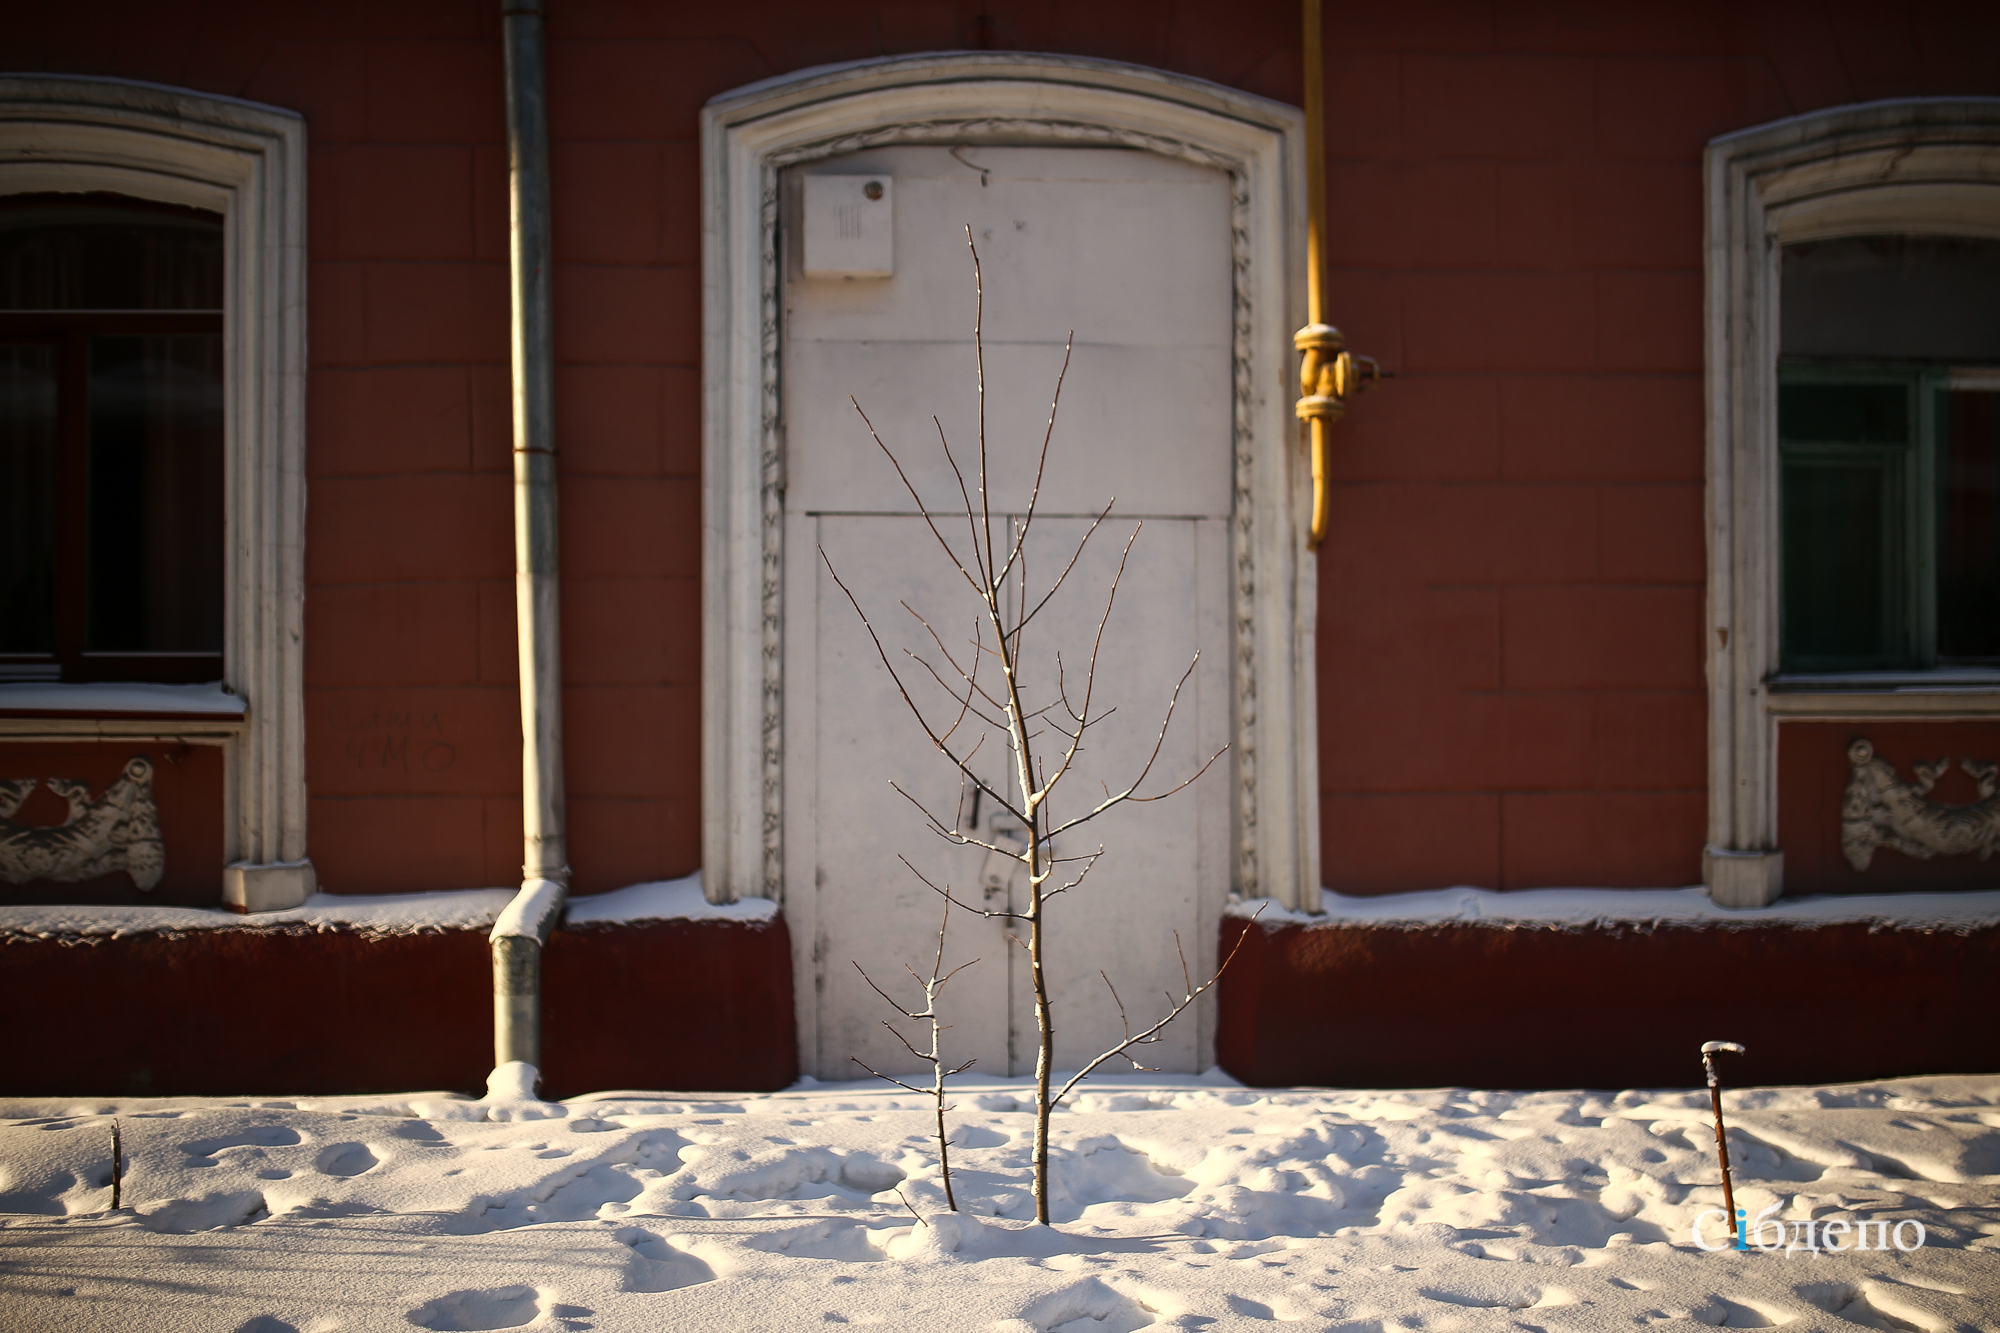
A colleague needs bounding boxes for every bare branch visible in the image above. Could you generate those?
[1035,523,1140,798]
[902,606,1012,722]
[853,961,920,1020]
[937,957,980,989]
[820,547,966,765]
[1042,651,1226,841]
[1050,910,1263,1110]
[1101,970,1131,1045]
[882,1018,932,1063]
[849,396,986,601]
[931,415,992,592]
[1039,847,1103,899]
[898,854,1030,922]
[1127,742,1229,804]
[851,1058,928,1096]
[903,649,1010,735]
[891,780,1027,848]
[1013,499,1115,638]
[994,333,1076,588]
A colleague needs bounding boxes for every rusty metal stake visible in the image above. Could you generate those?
[1702,1040,1746,1240]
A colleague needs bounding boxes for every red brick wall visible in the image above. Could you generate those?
[0,915,797,1097]
[1217,914,2000,1089]
[6,2,1998,896]
[1312,5,2000,893]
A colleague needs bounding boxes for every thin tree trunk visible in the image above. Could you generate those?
[1031,892,1052,1223]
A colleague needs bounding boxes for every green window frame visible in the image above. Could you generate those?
[1779,366,1998,673]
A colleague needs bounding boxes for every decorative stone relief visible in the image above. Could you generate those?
[0,757,165,890]
[1841,738,2000,871]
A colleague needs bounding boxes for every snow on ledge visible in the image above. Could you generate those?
[0,871,775,940]
[0,680,245,715]
[563,873,778,925]
[1227,884,2000,932]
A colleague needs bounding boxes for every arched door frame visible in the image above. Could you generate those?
[700,53,1319,914]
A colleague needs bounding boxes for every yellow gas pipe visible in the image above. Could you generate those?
[1296,0,1382,550]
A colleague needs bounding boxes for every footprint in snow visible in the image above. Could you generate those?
[1684,1293,1788,1327]
[1004,1277,1155,1333]
[406,1285,545,1330]
[1418,1281,1574,1311]
[313,1142,379,1177]
[613,1226,717,1291]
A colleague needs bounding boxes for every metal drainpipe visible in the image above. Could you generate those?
[494,0,567,1082]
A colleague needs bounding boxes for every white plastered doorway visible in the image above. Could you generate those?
[701,55,1319,1080]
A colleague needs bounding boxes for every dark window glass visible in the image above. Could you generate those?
[1777,381,1907,444]
[0,194,224,683]
[0,195,222,311]
[1937,388,2000,662]
[1779,234,2000,675]
[0,343,57,654]
[87,335,225,653]
[1782,235,2000,363]
[1781,449,1903,668]
[1778,379,1917,670]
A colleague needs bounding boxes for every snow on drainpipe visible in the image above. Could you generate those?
[493,0,567,1096]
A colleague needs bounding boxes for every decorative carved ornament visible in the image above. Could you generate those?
[1841,739,2000,872]
[0,757,165,890]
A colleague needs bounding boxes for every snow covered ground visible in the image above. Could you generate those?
[2,1071,1996,1331]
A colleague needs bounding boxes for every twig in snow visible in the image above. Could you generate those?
[851,900,976,1211]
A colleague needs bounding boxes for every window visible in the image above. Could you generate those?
[0,194,227,683]
[0,75,308,896]
[1776,236,2000,676]
[1703,98,2000,907]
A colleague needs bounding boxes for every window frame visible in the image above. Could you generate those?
[1704,97,2000,907]
[0,301,228,682]
[0,76,308,886]
[1776,362,1943,674]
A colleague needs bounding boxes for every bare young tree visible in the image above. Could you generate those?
[850,901,978,1212]
[821,228,1239,1226]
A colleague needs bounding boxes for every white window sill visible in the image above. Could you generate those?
[1767,668,2000,692]
[1763,670,2000,717]
[0,681,246,719]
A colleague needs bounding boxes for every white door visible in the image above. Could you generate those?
[782,145,1235,1079]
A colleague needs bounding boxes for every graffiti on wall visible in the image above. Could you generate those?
[328,705,458,775]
